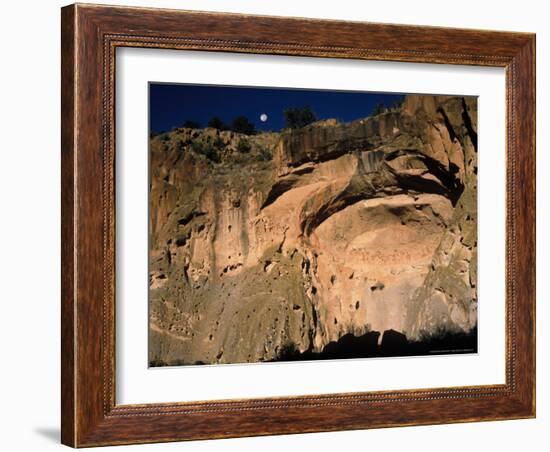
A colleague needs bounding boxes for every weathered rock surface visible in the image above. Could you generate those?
[149,95,478,365]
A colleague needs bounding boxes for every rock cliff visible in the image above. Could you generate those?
[149,94,478,365]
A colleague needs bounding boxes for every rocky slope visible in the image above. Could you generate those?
[149,95,478,366]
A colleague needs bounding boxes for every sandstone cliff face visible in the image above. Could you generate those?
[149,95,478,365]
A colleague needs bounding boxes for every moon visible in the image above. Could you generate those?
[260,113,268,122]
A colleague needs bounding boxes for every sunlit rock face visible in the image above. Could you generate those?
[148,95,478,365]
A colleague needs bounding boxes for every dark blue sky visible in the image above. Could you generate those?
[149,83,405,134]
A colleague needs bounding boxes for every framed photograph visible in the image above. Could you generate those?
[61,3,536,447]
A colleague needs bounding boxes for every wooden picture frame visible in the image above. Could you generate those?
[61,3,536,447]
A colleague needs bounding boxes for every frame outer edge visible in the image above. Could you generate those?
[516,35,536,416]
[61,3,537,446]
[61,3,77,448]
[531,35,536,417]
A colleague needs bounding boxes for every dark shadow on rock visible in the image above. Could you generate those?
[321,331,381,359]
[273,327,477,362]
[409,326,478,356]
[380,329,408,356]
[152,327,478,366]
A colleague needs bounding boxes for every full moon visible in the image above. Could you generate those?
[260,113,268,122]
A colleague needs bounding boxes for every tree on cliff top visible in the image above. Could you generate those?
[207,116,228,131]
[371,103,386,116]
[284,105,317,129]
[182,119,201,129]
[231,116,256,135]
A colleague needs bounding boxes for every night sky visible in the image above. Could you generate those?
[149,83,405,134]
